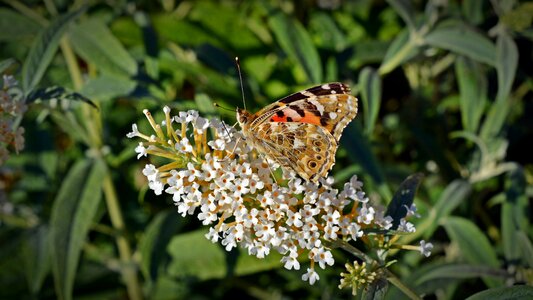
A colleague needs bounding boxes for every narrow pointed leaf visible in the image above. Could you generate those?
[425,20,496,66]
[359,67,381,135]
[496,32,518,103]
[502,167,528,261]
[443,217,502,288]
[49,158,107,300]
[415,264,510,285]
[466,286,533,300]
[455,56,487,133]
[269,13,322,83]
[424,180,471,238]
[69,19,138,77]
[22,226,50,294]
[479,32,518,140]
[22,7,85,94]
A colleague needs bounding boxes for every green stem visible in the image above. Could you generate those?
[102,175,143,300]
[386,270,422,300]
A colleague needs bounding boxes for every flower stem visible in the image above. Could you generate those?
[103,174,143,300]
[385,269,422,300]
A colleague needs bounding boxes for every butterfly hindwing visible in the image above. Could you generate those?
[254,122,337,182]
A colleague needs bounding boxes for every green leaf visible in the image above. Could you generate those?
[495,32,518,104]
[466,285,533,300]
[379,28,419,75]
[385,173,424,229]
[81,75,136,99]
[443,217,502,288]
[269,13,322,83]
[502,167,529,262]
[0,58,17,74]
[22,7,85,94]
[516,231,533,267]
[0,8,40,41]
[69,19,137,77]
[167,229,282,280]
[359,67,382,136]
[49,158,107,300]
[50,110,91,146]
[425,20,496,66]
[479,98,511,141]
[386,0,416,30]
[140,210,183,283]
[455,56,487,133]
[21,226,50,295]
[415,264,510,285]
[310,12,348,51]
[479,32,518,141]
[424,180,471,238]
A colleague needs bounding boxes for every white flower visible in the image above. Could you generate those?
[302,268,320,285]
[176,137,193,153]
[398,219,416,233]
[134,142,147,159]
[419,240,433,257]
[205,227,220,243]
[194,116,210,134]
[142,164,159,182]
[357,203,375,224]
[313,247,335,269]
[281,250,300,270]
[126,123,139,138]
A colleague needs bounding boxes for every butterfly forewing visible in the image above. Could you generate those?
[238,82,358,183]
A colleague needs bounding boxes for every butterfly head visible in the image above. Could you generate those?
[236,108,251,127]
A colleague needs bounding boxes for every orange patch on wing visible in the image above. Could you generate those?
[299,114,321,125]
[271,115,289,122]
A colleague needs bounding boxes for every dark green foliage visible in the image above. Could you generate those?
[0,1,531,299]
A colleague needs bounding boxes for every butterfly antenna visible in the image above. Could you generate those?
[235,57,246,111]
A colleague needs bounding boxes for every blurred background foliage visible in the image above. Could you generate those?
[0,0,532,299]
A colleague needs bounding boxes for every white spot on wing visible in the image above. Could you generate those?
[321,84,331,89]
[309,98,324,114]
[294,138,305,148]
[329,112,337,119]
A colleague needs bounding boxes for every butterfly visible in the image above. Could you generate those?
[237,83,358,183]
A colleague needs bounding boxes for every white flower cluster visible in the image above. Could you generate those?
[128,108,432,284]
[0,75,26,165]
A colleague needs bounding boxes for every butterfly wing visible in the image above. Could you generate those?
[251,122,337,182]
[250,83,357,143]
[243,82,357,182]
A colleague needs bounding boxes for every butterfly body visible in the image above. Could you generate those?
[237,83,357,183]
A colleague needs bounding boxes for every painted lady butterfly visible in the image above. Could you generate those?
[237,83,358,183]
